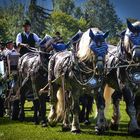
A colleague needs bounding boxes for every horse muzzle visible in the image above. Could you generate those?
[95,56,104,75]
[132,46,140,62]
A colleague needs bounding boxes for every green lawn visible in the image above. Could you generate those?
[0,101,139,140]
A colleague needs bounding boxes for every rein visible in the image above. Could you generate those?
[106,62,140,70]
[72,71,95,86]
[75,61,95,74]
[72,56,102,86]
[25,46,53,55]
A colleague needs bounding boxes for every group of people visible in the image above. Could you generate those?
[0,19,68,59]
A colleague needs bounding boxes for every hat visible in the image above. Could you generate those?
[23,20,31,27]
[55,32,61,36]
[6,40,13,45]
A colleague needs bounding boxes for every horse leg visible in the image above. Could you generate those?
[134,94,140,127]
[71,89,80,133]
[84,95,93,125]
[40,94,47,127]
[62,90,71,131]
[110,91,122,131]
[48,83,59,126]
[122,87,140,135]
[94,87,107,135]
[30,71,40,125]
[18,88,25,121]
[79,95,86,123]
[33,99,40,125]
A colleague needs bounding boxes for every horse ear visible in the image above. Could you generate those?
[89,29,95,40]
[127,19,136,33]
[71,30,83,43]
[120,30,126,38]
[103,31,109,38]
[116,30,126,38]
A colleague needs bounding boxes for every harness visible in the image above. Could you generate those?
[106,36,140,87]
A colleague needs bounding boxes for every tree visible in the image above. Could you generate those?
[0,0,24,42]
[74,7,84,19]
[53,0,75,15]
[84,0,122,38]
[28,0,50,37]
[44,11,87,42]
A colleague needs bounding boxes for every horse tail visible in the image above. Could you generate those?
[55,87,65,121]
[104,84,115,117]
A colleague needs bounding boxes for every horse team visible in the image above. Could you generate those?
[1,19,140,136]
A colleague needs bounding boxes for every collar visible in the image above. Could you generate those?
[24,32,31,37]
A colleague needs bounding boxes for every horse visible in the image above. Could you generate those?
[13,44,52,126]
[104,20,140,135]
[46,28,109,134]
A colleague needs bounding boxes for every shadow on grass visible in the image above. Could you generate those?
[0,117,20,125]
[0,116,37,125]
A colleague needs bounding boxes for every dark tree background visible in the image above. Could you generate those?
[0,0,137,44]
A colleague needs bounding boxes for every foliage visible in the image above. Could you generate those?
[0,0,126,45]
[74,7,84,19]
[0,0,24,42]
[28,0,49,37]
[53,0,75,15]
[84,0,123,38]
[44,11,87,42]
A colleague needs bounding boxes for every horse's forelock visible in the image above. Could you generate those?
[77,28,102,61]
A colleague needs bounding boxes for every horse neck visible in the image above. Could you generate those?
[39,52,50,70]
[118,39,128,61]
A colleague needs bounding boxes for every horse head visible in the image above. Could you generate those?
[124,20,140,62]
[89,29,109,75]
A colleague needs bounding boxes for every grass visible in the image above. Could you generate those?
[0,101,139,140]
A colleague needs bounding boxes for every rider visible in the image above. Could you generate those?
[16,19,41,56]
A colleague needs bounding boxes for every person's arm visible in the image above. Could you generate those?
[33,33,42,46]
[16,33,28,47]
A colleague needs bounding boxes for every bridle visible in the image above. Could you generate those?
[71,39,107,87]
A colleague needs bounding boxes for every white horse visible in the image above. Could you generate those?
[47,28,109,134]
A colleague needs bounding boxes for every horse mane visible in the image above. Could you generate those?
[124,21,140,52]
[77,28,103,61]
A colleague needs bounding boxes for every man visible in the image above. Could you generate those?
[16,20,41,56]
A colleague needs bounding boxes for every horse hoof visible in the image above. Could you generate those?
[79,117,85,123]
[84,120,91,125]
[18,116,25,122]
[42,123,47,127]
[128,129,140,136]
[48,121,57,127]
[71,129,81,134]
[62,126,71,132]
[34,121,39,125]
[95,126,105,135]
[110,123,119,131]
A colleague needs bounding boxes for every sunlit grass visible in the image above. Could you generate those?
[0,101,139,140]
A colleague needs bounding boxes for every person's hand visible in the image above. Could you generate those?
[25,44,29,48]
[19,43,29,48]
